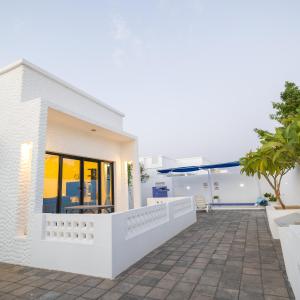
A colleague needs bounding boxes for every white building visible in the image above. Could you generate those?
[0,60,196,278]
[140,155,210,203]
[141,155,300,207]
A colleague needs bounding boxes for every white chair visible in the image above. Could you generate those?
[194,195,210,212]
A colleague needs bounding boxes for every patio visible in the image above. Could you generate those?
[0,210,295,300]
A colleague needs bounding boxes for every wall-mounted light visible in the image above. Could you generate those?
[18,142,33,237]
[21,142,33,162]
[240,183,245,187]
[186,186,190,190]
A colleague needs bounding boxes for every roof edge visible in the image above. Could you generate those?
[0,58,125,117]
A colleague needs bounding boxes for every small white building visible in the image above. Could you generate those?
[0,60,196,278]
[141,155,300,207]
[140,155,210,203]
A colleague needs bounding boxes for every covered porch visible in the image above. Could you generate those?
[42,107,141,213]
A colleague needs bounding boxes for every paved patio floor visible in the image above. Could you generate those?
[0,210,295,300]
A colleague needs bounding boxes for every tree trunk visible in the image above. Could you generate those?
[275,188,286,209]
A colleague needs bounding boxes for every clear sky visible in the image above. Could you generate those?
[1,0,300,162]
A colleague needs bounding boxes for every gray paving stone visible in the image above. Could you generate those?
[65,284,91,296]
[41,280,64,290]
[129,285,152,297]
[0,295,18,300]
[147,287,169,299]
[38,291,62,300]
[138,276,160,287]
[81,287,106,299]
[10,285,34,297]
[22,287,49,299]
[101,291,123,300]
[215,287,239,300]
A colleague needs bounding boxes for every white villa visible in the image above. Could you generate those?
[0,60,195,278]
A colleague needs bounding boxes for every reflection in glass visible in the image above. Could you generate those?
[84,161,98,205]
[101,162,113,206]
[61,158,81,213]
[43,154,59,213]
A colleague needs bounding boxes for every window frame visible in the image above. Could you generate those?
[44,151,114,213]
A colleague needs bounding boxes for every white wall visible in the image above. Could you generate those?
[172,168,300,205]
[31,197,196,278]
[0,66,48,265]
[21,62,124,131]
[279,225,300,299]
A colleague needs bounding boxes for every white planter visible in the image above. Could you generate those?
[278,226,300,300]
[266,206,300,239]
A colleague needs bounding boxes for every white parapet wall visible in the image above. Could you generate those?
[31,197,196,278]
[266,206,300,239]
[278,226,300,300]
[147,197,193,206]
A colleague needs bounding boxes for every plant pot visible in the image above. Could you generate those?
[266,206,300,239]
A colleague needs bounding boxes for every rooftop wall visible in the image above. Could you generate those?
[21,64,124,130]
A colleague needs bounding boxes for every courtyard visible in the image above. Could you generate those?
[0,210,294,300]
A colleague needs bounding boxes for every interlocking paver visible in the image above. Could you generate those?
[81,287,106,299]
[129,285,152,297]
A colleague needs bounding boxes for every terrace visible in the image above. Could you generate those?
[0,210,294,300]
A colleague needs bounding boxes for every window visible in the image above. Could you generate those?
[42,152,114,213]
[43,154,59,213]
[61,158,81,213]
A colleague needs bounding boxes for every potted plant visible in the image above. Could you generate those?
[213,195,220,203]
[263,193,277,203]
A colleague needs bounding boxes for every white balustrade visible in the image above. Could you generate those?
[172,197,193,218]
[126,204,168,239]
[43,214,95,244]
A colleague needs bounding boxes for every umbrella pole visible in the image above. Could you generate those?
[207,169,214,211]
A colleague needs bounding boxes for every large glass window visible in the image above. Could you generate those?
[42,152,114,213]
[83,161,99,206]
[101,162,113,206]
[61,158,81,213]
[43,154,59,213]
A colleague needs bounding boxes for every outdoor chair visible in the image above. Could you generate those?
[194,195,210,212]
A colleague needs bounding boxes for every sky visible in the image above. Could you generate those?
[1,0,300,162]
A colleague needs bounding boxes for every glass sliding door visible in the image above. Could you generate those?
[43,154,59,213]
[101,162,113,206]
[42,152,114,213]
[83,161,99,206]
[60,158,81,213]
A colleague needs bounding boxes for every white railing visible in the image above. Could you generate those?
[43,214,95,244]
[173,197,193,218]
[125,203,168,239]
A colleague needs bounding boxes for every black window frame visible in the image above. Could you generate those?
[44,151,114,213]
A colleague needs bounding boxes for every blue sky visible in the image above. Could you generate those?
[1,0,300,162]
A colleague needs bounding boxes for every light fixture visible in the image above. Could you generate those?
[240,183,245,187]
[186,186,190,190]
[21,142,33,162]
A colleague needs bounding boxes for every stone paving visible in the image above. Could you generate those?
[0,210,295,300]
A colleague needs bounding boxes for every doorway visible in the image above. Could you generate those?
[43,152,114,213]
